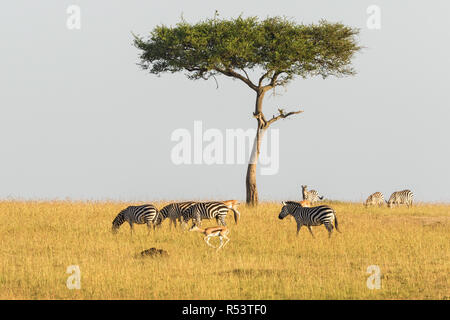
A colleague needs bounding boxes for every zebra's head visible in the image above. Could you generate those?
[278,201,293,220]
[111,211,125,234]
[111,223,119,234]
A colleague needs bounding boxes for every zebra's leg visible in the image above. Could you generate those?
[147,222,152,235]
[296,223,302,236]
[325,223,333,238]
[194,213,202,227]
[129,222,134,236]
[179,217,185,229]
[181,218,189,230]
[307,226,315,238]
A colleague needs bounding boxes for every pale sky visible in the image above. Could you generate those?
[1,1,449,202]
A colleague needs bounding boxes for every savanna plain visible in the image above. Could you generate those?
[0,201,448,299]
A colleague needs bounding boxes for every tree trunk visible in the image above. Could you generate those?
[245,89,267,206]
[246,162,258,206]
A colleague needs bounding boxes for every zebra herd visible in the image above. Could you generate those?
[111,200,240,236]
[110,187,414,242]
[365,189,414,208]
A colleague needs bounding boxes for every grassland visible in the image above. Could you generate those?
[0,200,448,299]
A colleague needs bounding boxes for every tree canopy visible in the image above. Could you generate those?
[133,14,361,205]
[133,15,361,91]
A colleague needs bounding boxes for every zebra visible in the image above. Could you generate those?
[112,204,160,235]
[301,185,324,204]
[278,201,340,238]
[387,190,414,208]
[365,192,385,207]
[181,201,239,228]
[155,201,197,228]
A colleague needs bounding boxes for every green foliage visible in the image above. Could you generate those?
[133,15,361,87]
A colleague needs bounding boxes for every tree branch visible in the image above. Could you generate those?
[215,67,258,91]
[258,70,272,87]
[240,68,252,83]
[266,108,303,127]
[261,71,283,91]
[212,74,219,89]
[185,66,209,79]
[270,71,282,87]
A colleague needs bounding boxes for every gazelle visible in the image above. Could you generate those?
[221,200,241,224]
[222,200,239,208]
[298,200,312,207]
[189,225,231,251]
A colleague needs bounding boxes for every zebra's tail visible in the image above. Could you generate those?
[334,213,341,233]
[319,196,324,200]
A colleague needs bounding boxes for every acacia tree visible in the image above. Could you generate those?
[134,15,361,206]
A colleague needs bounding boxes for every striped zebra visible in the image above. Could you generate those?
[365,192,385,207]
[155,201,197,228]
[181,201,239,228]
[112,204,159,235]
[301,185,324,204]
[278,201,340,238]
[387,190,414,208]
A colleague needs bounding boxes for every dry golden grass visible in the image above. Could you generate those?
[0,200,448,299]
